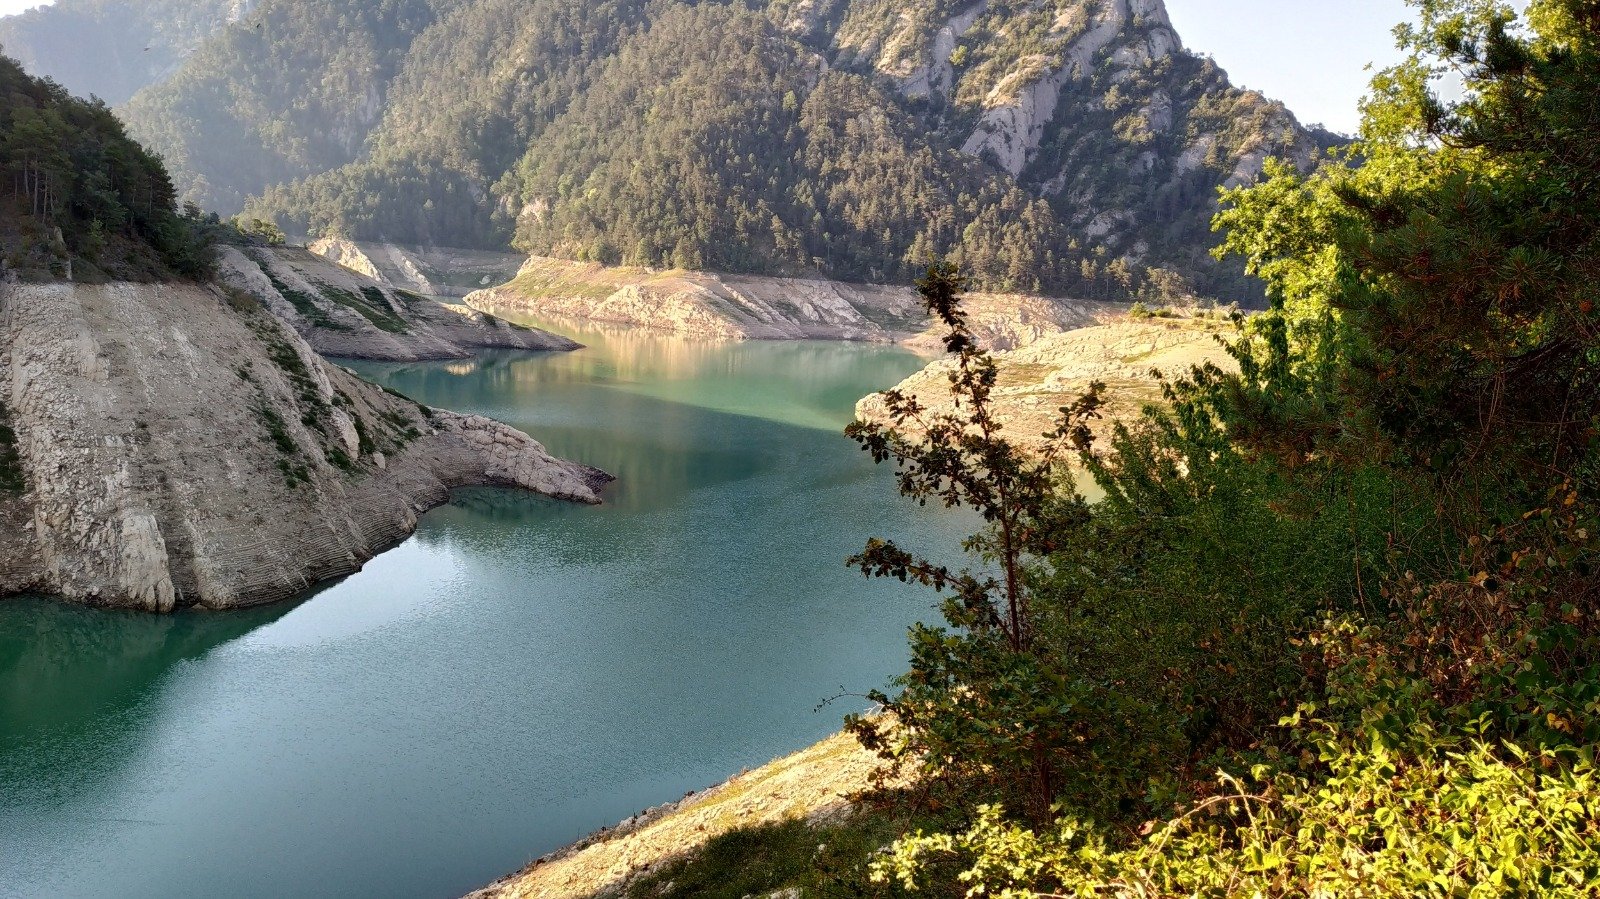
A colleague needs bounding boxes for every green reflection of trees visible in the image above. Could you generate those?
[0,596,295,746]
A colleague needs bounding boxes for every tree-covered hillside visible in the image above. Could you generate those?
[119,0,459,214]
[0,0,246,106]
[489,4,1070,289]
[0,52,211,280]
[244,0,652,248]
[86,0,1340,299]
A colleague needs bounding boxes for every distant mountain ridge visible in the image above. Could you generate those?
[0,0,254,106]
[3,0,1340,300]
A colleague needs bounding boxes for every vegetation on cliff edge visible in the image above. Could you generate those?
[0,51,214,280]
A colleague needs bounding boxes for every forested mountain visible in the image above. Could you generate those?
[79,0,1337,299]
[118,0,457,214]
[244,0,651,248]
[0,0,250,106]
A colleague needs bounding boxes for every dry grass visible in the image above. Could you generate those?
[858,317,1238,456]
[469,731,887,899]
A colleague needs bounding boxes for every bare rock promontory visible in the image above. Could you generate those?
[0,277,609,612]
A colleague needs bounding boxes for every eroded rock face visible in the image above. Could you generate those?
[306,238,526,299]
[828,0,1330,277]
[219,245,580,361]
[0,278,610,611]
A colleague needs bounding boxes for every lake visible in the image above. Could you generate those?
[0,319,969,898]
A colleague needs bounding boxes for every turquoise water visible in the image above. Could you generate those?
[0,321,968,898]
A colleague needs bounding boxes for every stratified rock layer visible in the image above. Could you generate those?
[219,245,578,361]
[469,256,1117,349]
[306,238,527,299]
[0,277,609,611]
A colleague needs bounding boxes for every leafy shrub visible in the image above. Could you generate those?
[875,693,1600,898]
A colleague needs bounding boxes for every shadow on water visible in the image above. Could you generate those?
[0,589,334,812]
[0,596,299,748]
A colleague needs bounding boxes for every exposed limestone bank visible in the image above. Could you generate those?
[857,317,1239,454]
[0,278,611,612]
[467,730,884,899]
[467,255,1119,350]
[306,237,526,299]
[218,245,578,361]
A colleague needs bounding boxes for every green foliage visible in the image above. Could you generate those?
[317,284,409,333]
[253,401,312,488]
[846,261,1111,821]
[238,217,286,246]
[0,51,213,279]
[841,4,1600,894]
[620,817,920,899]
[259,266,348,331]
[1213,0,1600,522]
[0,399,22,494]
[876,706,1600,897]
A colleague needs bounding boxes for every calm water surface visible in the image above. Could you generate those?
[0,320,968,899]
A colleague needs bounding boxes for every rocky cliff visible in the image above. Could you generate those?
[219,244,578,361]
[0,276,610,612]
[468,256,1118,348]
[819,0,1330,276]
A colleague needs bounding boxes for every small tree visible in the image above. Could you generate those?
[235,217,285,247]
[845,261,1112,822]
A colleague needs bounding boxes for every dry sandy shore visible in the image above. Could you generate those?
[467,255,1119,350]
[858,316,1240,454]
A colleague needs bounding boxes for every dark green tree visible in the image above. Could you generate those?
[844,261,1119,822]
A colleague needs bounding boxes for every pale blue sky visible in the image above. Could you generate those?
[0,0,1420,133]
[1165,0,1417,134]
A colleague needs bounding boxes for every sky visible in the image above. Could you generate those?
[1165,0,1418,134]
[0,0,1419,134]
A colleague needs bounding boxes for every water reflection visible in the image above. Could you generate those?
[353,313,924,434]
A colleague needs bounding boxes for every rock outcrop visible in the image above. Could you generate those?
[306,238,527,299]
[857,316,1239,454]
[219,245,579,361]
[823,0,1333,286]
[469,256,1116,348]
[0,277,610,611]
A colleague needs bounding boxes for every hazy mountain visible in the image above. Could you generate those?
[0,0,254,105]
[98,0,1336,298]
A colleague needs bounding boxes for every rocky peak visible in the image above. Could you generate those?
[814,0,1329,284]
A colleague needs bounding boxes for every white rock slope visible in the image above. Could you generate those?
[0,277,610,611]
[219,245,579,361]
